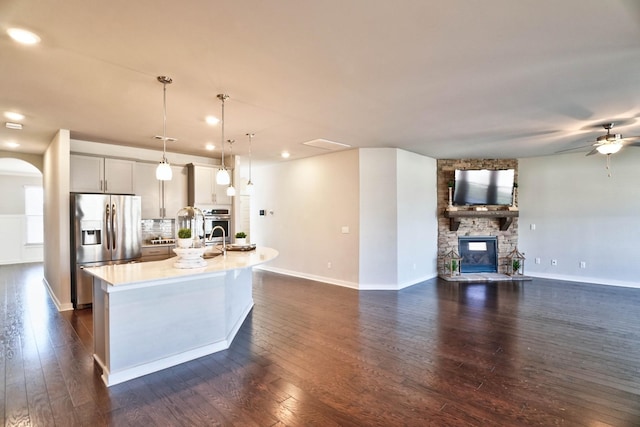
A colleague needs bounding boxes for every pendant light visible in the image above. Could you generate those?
[216,94,231,185]
[246,133,255,195]
[226,139,236,196]
[155,76,173,181]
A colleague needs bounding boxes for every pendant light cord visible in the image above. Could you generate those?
[162,81,167,161]
[247,133,254,183]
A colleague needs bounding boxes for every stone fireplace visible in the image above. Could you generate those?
[437,159,519,276]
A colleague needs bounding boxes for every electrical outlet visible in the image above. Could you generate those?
[327,262,332,269]
[551,259,557,266]
[530,224,536,230]
[580,261,586,269]
[535,257,541,264]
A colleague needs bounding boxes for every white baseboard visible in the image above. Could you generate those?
[256,265,437,291]
[527,272,640,289]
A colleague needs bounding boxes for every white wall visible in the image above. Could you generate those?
[251,149,361,287]
[0,172,44,265]
[519,150,640,288]
[253,148,439,290]
[396,150,438,287]
[359,148,398,287]
[44,129,73,310]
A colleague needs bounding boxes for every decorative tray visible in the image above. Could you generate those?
[226,243,257,251]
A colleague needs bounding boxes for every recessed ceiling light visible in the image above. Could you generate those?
[5,142,20,148]
[7,28,41,45]
[206,143,215,151]
[4,111,25,121]
[205,116,220,126]
[281,151,290,159]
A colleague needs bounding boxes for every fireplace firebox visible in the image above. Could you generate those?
[458,236,498,273]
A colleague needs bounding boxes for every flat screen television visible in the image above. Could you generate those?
[453,169,514,206]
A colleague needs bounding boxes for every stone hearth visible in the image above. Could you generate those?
[439,272,531,282]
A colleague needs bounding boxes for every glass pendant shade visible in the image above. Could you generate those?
[156,160,172,180]
[226,184,236,197]
[246,180,254,195]
[596,143,622,155]
[216,168,230,185]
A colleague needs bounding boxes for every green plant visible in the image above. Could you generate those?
[450,259,458,272]
[512,259,521,272]
[178,228,192,239]
[447,180,454,188]
[235,231,247,238]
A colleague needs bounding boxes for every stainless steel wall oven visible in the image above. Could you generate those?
[202,209,231,244]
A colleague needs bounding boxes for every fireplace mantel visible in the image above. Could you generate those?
[444,209,519,231]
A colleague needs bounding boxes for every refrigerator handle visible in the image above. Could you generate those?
[105,204,111,250]
[112,203,117,250]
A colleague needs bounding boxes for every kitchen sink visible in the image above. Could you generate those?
[202,252,222,259]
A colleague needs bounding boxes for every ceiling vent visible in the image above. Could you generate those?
[302,138,351,151]
[5,122,23,130]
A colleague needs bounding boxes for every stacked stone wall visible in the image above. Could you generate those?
[437,159,519,275]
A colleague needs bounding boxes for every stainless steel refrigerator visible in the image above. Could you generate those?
[71,193,141,308]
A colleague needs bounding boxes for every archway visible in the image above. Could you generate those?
[0,157,44,264]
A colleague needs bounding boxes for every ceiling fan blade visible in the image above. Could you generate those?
[585,148,599,156]
[555,144,593,154]
[628,141,640,147]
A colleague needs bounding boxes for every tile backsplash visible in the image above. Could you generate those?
[141,219,175,243]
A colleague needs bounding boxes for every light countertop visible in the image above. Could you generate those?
[84,247,278,289]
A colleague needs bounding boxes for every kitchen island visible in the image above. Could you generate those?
[84,247,278,387]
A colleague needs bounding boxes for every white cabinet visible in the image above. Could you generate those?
[70,155,135,194]
[164,165,188,217]
[187,163,231,207]
[135,163,187,219]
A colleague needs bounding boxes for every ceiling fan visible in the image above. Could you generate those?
[558,122,640,176]
[584,123,640,156]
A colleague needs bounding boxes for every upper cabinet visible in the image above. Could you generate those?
[164,165,188,217]
[135,163,188,219]
[70,155,135,194]
[187,163,231,207]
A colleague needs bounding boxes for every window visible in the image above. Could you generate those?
[25,185,43,244]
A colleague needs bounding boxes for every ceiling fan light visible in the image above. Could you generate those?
[596,143,622,155]
[216,168,230,185]
[156,161,173,180]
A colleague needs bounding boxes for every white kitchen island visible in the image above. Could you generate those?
[84,247,278,387]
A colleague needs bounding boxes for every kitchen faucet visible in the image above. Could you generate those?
[209,226,227,254]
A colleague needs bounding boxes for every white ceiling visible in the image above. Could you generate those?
[1,0,640,164]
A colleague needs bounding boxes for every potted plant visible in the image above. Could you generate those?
[511,259,521,275]
[177,227,193,248]
[235,231,247,245]
[450,259,459,276]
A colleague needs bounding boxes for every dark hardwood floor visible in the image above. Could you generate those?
[1,263,639,426]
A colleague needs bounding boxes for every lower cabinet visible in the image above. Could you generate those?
[140,246,176,262]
